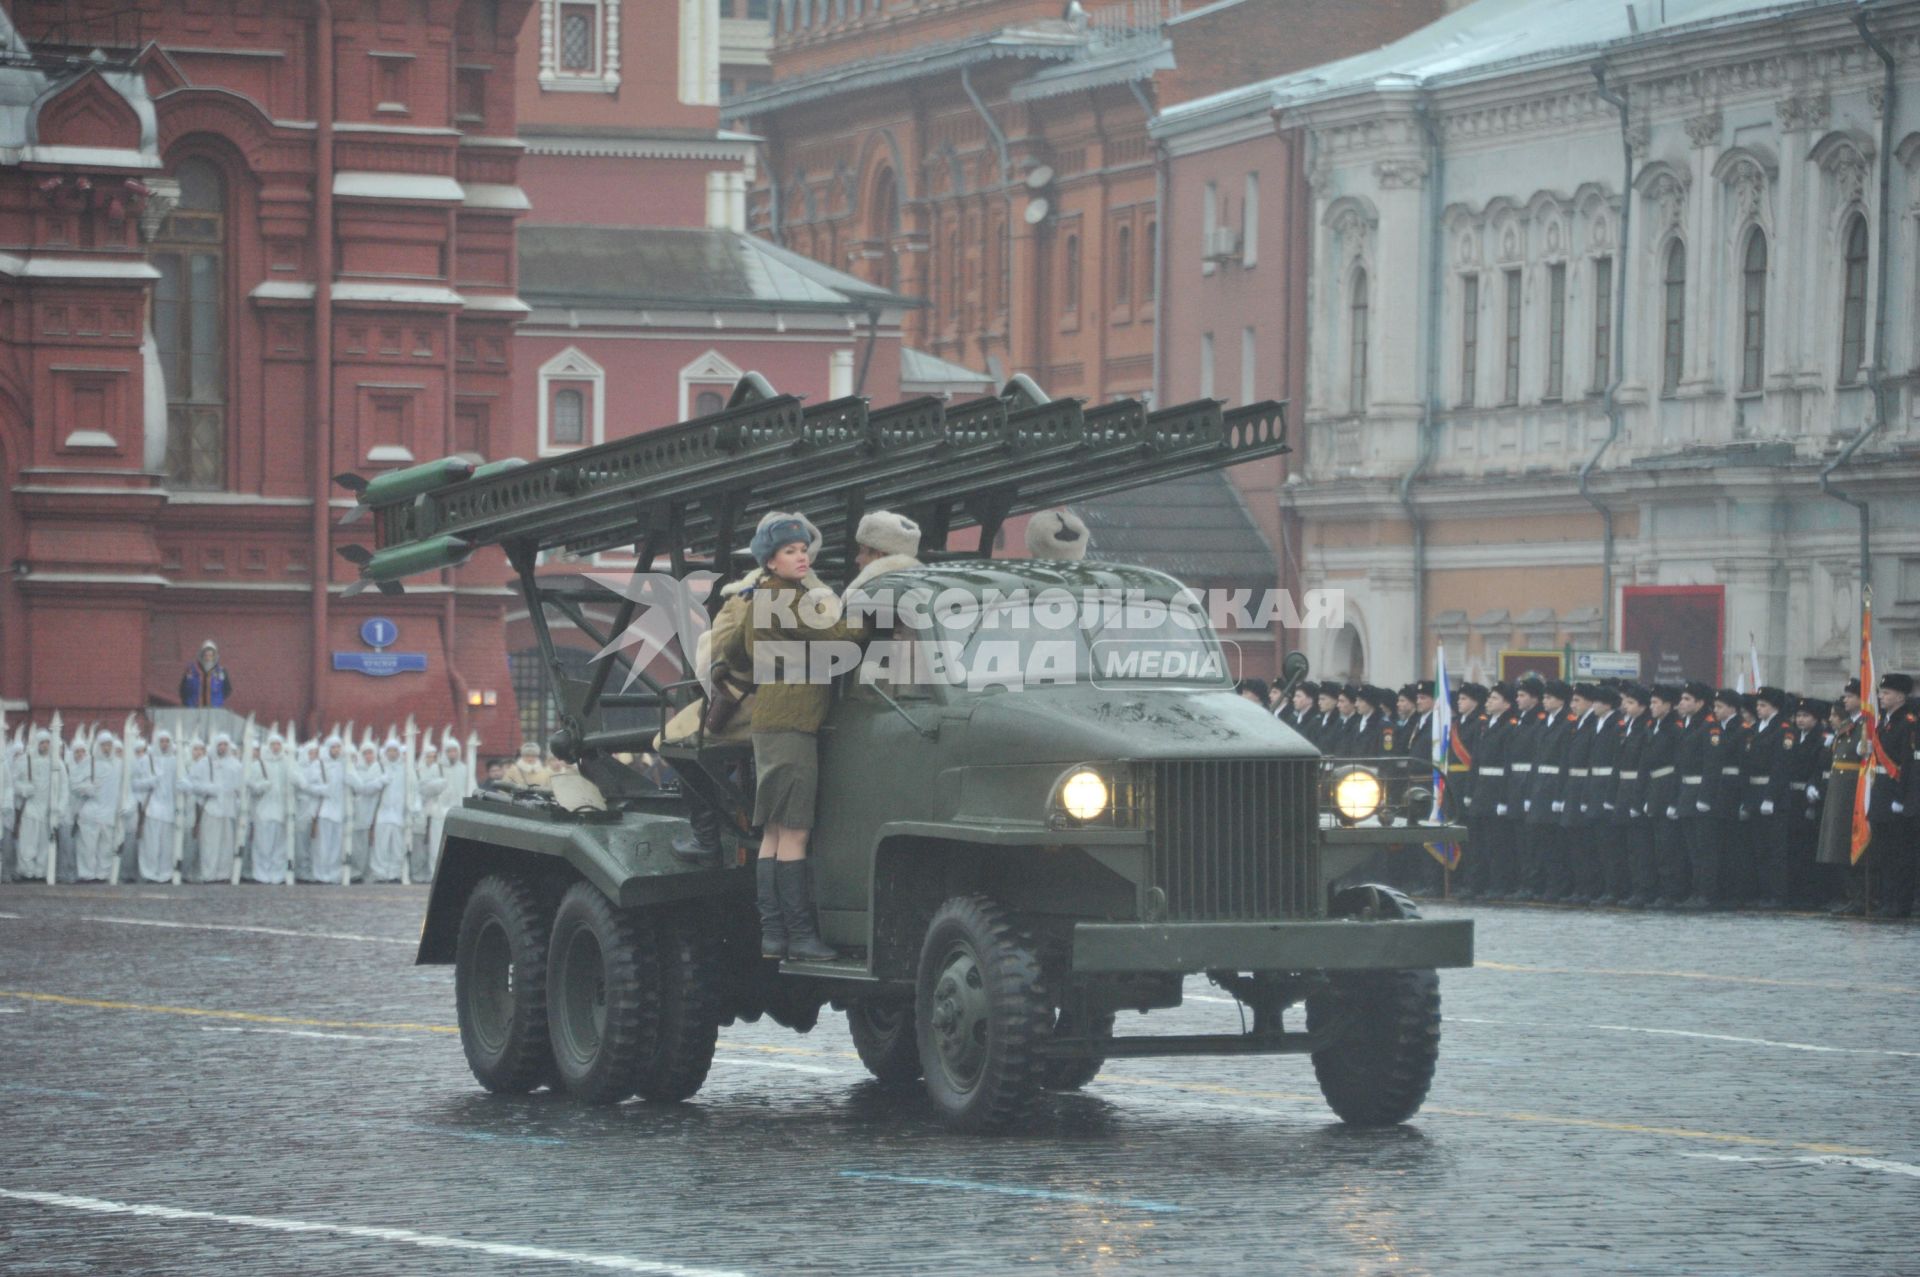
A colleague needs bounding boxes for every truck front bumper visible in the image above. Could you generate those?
[1071,918,1473,974]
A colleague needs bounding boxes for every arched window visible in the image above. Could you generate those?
[551,388,585,445]
[1740,229,1767,394]
[1661,240,1686,396]
[1840,214,1869,385]
[155,156,228,490]
[1143,221,1157,302]
[1349,267,1370,412]
[1062,233,1080,317]
[870,168,899,291]
[694,389,725,416]
[1115,224,1133,306]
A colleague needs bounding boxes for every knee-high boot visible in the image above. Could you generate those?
[757,857,786,958]
[776,860,836,961]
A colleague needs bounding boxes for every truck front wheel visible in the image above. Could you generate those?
[914,895,1050,1132]
[1305,968,1441,1126]
[454,874,556,1094]
[546,883,658,1104]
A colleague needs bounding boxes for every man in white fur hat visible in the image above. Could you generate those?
[131,730,180,882]
[1026,508,1089,561]
[847,509,923,593]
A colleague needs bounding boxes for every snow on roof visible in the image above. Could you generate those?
[899,346,996,390]
[1157,0,1840,133]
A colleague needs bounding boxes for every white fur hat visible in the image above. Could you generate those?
[855,509,921,559]
[1025,509,1089,561]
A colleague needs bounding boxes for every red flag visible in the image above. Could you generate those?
[1852,589,1880,865]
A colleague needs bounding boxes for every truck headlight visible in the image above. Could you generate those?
[1331,766,1384,824]
[1058,769,1110,822]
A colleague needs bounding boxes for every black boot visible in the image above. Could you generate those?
[671,793,724,867]
[757,858,786,959]
[776,860,836,961]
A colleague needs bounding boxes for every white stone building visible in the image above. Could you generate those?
[1218,0,1920,690]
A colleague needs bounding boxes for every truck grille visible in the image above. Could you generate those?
[1149,759,1320,920]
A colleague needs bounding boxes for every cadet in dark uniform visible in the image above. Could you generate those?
[1349,686,1392,757]
[1330,685,1361,757]
[1579,684,1624,904]
[1560,682,1602,903]
[1742,686,1798,909]
[1640,684,1686,907]
[1312,683,1339,746]
[1785,696,1832,908]
[1710,688,1752,906]
[1505,678,1547,898]
[1674,681,1721,910]
[1825,682,1873,915]
[1611,683,1652,906]
[1468,682,1515,899]
[1867,673,1917,918]
[1281,681,1319,743]
[1528,679,1576,901]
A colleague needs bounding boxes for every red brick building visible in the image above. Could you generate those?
[0,0,531,749]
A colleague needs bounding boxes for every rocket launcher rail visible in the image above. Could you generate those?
[336,373,1287,592]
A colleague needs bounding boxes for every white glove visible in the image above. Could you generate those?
[1666,805,1678,819]
[1524,799,1532,813]
[1603,802,1615,812]
[1552,799,1565,814]
[1696,800,1710,814]
[1805,784,1820,802]
[1760,799,1774,816]
[1496,803,1509,816]
[1895,801,1907,815]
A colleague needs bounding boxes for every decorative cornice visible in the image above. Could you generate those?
[1775,92,1831,135]
[1683,110,1723,150]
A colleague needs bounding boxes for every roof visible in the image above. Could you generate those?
[1155,0,1844,135]
[1074,469,1276,588]
[722,24,1085,121]
[0,26,158,168]
[877,561,1190,602]
[899,346,995,392]
[517,225,914,314]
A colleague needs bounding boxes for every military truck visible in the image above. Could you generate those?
[349,374,1472,1132]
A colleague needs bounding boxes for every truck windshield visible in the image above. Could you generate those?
[926,592,1230,690]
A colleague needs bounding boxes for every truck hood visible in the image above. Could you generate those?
[948,685,1319,766]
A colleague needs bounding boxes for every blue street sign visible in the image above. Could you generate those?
[333,651,427,677]
[361,617,399,649]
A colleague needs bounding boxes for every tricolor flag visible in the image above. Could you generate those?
[1424,645,1460,871]
[1852,588,1890,865]
[1748,635,1763,695]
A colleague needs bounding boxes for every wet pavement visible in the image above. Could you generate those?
[1,883,1916,1275]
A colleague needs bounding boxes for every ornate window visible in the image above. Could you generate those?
[538,347,605,454]
[1115,223,1133,306]
[1661,241,1686,396]
[1062,233,1080,319]
[1545,263,1567,401]
[1502,268,1521,405]
[1459,275,1478,406]
[1840,215,1869,385]
[1590,256,1613,392]
[870,168,898,291]
[154,156,227,490]
[540,0,621,93]
[1350,268,1370,412]
[1143,221,1156,301]
[679,349,743,420]
[1740,230,1767,394]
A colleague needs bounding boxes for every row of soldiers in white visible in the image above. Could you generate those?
[2,718,475,885]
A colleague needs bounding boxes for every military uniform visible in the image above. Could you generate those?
[1640,695,1686,905]
[1865,678,1917,917]
[1705,696,1750,907]
[1527,685,1577,901]
[1612,695,1653,905]
[1784,702,1832,907]
[1504,686,1548,898]
[1740,690,1798,908]
[1674,696,1724,909]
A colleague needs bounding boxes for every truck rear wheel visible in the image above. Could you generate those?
[546,883,658,1104]
[454,874,556,1094]
[847,1001,921,1085]
[915,895,1050,1132]
[1305,968,1441,1126]
[634,908,721,1103]
[1042,1009,1115,1091]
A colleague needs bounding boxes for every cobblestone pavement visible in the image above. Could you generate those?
[0,884,1915,1275]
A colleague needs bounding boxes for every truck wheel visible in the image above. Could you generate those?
[847,1001,921,1085]
[454,874,556,1094]
[1305,968,1441,1126]
[915,895,1050,1132]
[1042,1009,1115,1091]
[546,882,658,1105]
[634,908,721,1103]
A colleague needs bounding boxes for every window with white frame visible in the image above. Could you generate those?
[680,348,745,420]
[1242,172,1259,268]
[541,0,621,92]
[539,347,606,454]
[1240,327,1256,406]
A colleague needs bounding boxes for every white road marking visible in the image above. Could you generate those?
[0,911,412,945]
[0,1187,749,1276]
[199,1026,417,1044]
[1684,1152,1920,1180]
[711,1056,840,1076]
[1447,1015,1920,1060]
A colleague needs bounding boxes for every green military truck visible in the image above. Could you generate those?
[347,374,1472,1132]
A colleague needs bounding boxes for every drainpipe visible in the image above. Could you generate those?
[308,0,335,737]
[1399,98,1445,678]
[961,64,1013,377]
[1821,4,1896,590]
[1130,78,1163,406]
[1584,62,1633,648]
[854,306,881,395]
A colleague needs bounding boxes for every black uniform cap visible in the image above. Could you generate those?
[1488,680,1516,701]
[1592,684,1621,708]
[1682,680,1713,702]
[1397,683,1418,703]
[1797,697,1831,718]
[1651,683,1682,703]
[1543,679,1573,700]
[1296,681,1320,698]
[1754,685,1789,710]
[1572,682,1602,700]
[1414,680,1435,697]
[1843,678,1861,696]
[1458,681,1489,702]
[1882,672,1915,694]
[1516,676,1545,694]
[1712,687,1742,709]
[1620,682,1651,704]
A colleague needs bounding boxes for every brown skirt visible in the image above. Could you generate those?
[752,729,818,830]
